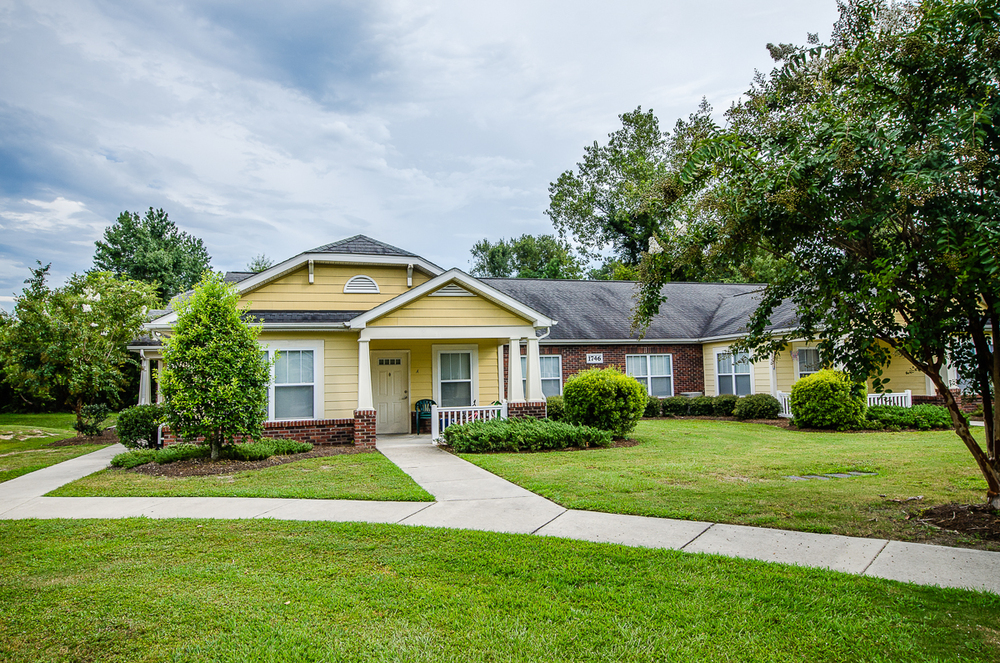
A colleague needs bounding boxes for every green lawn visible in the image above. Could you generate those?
[461,419,995,548]
[49,452,434,501]
[0,519,997,662]
[0,413,115,484]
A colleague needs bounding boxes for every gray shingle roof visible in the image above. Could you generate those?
[224,271,255,283]
[481,278,799,342]
[308,235,418,257]
[242,310,365,324]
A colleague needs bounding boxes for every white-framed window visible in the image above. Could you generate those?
[626,354,674,397]
[796,348,821,379]
[259,340,324,421]
[716,350,752,396]
[433,344,479,407]
[521,354,563,397]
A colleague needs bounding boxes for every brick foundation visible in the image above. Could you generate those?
[508,400,547,419]
[160,418,356,447]
[503,343,704,396]
[913,390,983,413]
[353,409,377,449]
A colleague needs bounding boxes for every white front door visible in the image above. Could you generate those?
[373,354,409,434]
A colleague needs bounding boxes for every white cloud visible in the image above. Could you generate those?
[0,197,104,233]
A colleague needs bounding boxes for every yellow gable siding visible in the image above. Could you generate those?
[240,264,431,311]
[368,294,532,327]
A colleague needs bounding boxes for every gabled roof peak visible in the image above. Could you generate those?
[308,235,418,258]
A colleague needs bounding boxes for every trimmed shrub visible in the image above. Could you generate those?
[689,396,715,416]
[116,404,164,449]
[442,417,613,453]
[733,394,782,420]
[562,368,647,437]
[546,396,565,422]
[790,369,866,429]
[110,449,157,469]
[713,394,739,417]
[225,441,275,461]
[263,438,313,455]
[644,396,661,418]
[660,395,691,416]
[155,443,210,464]
[74,403,111,437]
[866,404,957,430]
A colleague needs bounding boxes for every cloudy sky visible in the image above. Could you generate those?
[0,0,841,310]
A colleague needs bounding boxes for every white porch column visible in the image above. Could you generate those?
[508,338,524,402]
[525,336,543,401]
[357,339,374,410]
[138,353,151,405]
[497,342,506,402]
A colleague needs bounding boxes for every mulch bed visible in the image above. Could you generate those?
[127,444,365,477]
[918,503,1000,542]
[47,428,120,447]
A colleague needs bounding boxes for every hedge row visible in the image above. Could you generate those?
[636,393,781,420]
[110,438,313,469]
[442,417,612,453]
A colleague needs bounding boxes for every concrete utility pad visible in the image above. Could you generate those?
[537,510,712,550]
[401,497,566,534]
[864,541,1000,593]
[684,523,888,574]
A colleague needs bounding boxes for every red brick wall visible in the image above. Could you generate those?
[502,343,705,396]
[913,390,983,413]
[353,409,377,449]
[508,400,547,419]
[161,418,355,447]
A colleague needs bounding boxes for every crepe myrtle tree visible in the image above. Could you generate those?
[636,0,1000,507]
[159,272,271,460]
[0,263,158,427]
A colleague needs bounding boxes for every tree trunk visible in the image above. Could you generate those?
[210,437,220,461]
[73,399,84,432]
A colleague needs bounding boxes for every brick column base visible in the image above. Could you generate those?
[507,400,547,419]
[353,409,377,449]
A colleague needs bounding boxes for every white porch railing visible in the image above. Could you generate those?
[776,391,792,418]
[775,389,912,418]
[868,390,912,407]
[431,403,508,441]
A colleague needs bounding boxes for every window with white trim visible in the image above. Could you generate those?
[521,354,563,397]
[439,352,473,407]
[717,351,752,396]
[626,354,673,397]
[797,348,821,379]
[260,341,323,421]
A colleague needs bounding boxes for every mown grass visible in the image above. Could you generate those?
[1,519,998,662]
[0,412,116,483]
[49,452,433,501]
[461,419,994,547]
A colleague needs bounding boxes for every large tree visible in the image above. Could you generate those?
[469,234,584,279]
[0,264,159,427]
[93,208,211,303]
[159,272,271,460]
[638,0,1000,506]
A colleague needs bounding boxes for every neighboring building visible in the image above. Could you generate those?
[132,235,947,444]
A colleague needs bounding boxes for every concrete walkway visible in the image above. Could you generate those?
[2,436,999,595]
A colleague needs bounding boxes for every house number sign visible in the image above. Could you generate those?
[586,353,604,364]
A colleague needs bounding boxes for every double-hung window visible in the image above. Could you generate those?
[717,351,752,396]
[439,352,473,407]
[260,341,323,421]
[797,348,821,379]
[521,354,563,397]
[626,354,673,397]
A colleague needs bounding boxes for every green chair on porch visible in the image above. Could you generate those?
[414,399,436,434]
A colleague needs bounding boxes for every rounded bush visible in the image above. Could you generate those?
[713,394,739,417]
[546,395,565,422]
[689,396,715,416]
[660,396,690,416]
[74,403,111,437]
[562,367,647,437]
[116,403,164,449]
[790,369,867,429]
[733,393,782,420]
[644,396,661,418]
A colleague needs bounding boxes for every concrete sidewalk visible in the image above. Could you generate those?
[2,436,999,595]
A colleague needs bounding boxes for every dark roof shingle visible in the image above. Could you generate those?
[308,235,418,257]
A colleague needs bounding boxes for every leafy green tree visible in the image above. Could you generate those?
[159,272,271,460]
[0,263,159,427]
[246,254,274,273]
[93,208,211,303]
[470,234,584,279]
[639,0,1000,506]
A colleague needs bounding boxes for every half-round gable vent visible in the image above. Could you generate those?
[344,275,380,294]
